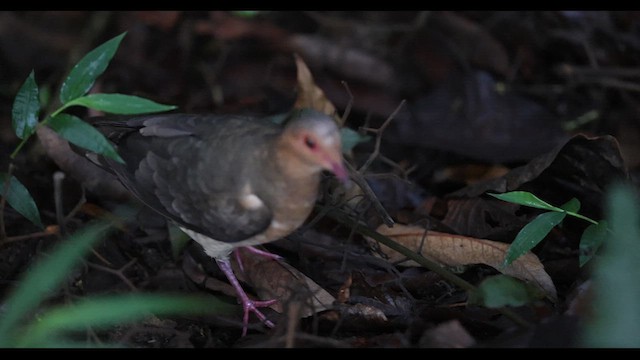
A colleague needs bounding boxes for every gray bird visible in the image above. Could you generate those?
[86,109,347,335]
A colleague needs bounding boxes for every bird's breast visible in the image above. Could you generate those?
[247,173,321,246]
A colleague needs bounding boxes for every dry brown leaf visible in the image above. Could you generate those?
[232,247,336,317]
[293,53,340,124]
[368,224,557,301]
[344,303,388,323]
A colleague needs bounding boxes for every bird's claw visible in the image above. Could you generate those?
[234,246,282,274]
[216,258,278,336]
[241,298,278,336]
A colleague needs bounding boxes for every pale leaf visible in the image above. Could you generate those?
[293,53,340,124]
[368,224,557,301]
[232,247,335,317]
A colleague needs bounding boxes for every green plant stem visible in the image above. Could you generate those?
[565,211,600,226]
[10,100,70,160]
[320,205,533,329]
[9,139,30,160]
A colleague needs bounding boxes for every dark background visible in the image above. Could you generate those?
[0,11,638,347]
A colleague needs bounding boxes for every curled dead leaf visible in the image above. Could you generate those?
[367,224,557,301]
[293,53,340,124]
[344,303,388,323]
[232,247,336,317]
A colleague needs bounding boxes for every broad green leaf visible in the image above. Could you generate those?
[468,275,543,308]
[0,173,43,229]
[582,183,640,347]
[0,221,112,346]
[341,127,370,153]
[488,191,564,212]
[503,211,566,266]
[66,93,177,115]
[560,198,580,213]
[18,294,234,347]
[48,114,124,164]
[579,221,609,267]
[59,32,126,103]
[11,71,40,139]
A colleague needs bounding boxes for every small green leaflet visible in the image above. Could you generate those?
[48,114,124,164]
[579,221,609,267]
[0,173,43,229]
[11,71,40,140]
[560,197,581,213]
[341,127,370,153]
[488,191,564,212]
[469,274,543,308]
[503,211,566,266]
[59,32,126,104]
[66,93,177,115]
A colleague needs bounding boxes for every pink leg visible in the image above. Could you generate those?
[234,246,282,273]
[216,258,276,336]
[243,246,283,261]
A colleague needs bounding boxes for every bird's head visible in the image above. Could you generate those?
[280,109,348,183]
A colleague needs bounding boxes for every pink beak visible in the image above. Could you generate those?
[331,161,349,184]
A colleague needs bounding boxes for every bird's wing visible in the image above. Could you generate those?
[93,114,276,243]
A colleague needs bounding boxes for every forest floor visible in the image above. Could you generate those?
[0,11,639,348]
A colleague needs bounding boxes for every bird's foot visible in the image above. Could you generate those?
[240,298,277,336]
[234,246,282,274]
[243,245,283,260]
[216,258,277,336]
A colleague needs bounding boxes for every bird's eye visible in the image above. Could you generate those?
[304,136,317,150]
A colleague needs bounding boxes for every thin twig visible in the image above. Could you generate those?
[53,171,67,236]
[0,226,59,248]
[63,186,87,223]
[322,205,534,329]
[87,258,139,291]
[358,99,406,173]
[339,81,354,126]
[344,161,394,226]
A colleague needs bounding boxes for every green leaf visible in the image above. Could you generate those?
[503,211,566,266]
[48,114,124,164]
[579,221,608,267]
[468,275,543,308]
[488,191,564,212]
[59,32,126,103]
[11,71,40,139]
[560,198,580,213]
[0,173,43,229]
[0,221,112,346]
[66,93,177,115]
[341,127,370,153]
[18,294,234,347]
[582,183,640,347]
